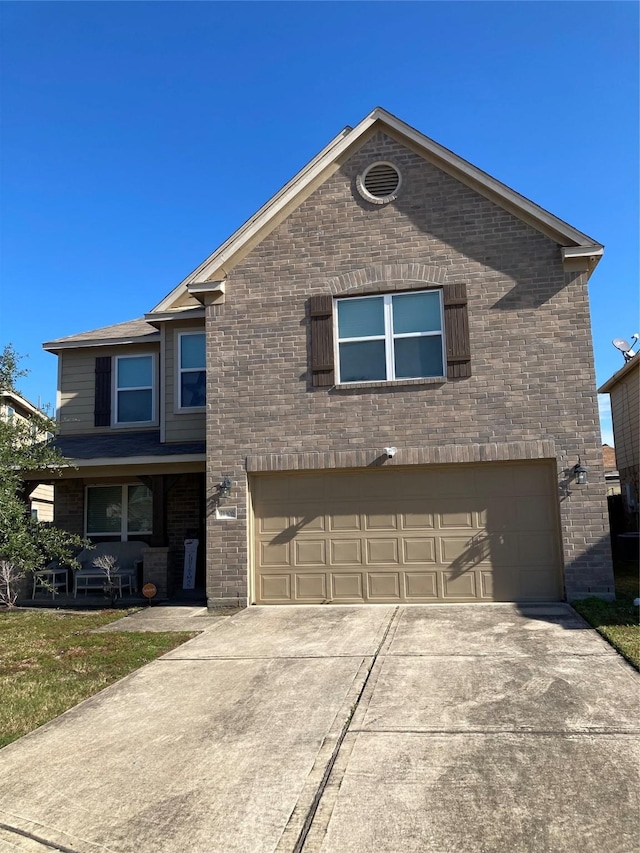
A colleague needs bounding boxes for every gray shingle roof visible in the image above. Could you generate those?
[52,431,205,460]
[44,318,159,348]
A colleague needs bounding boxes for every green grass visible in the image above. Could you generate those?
[0,609,195,749]
[572,557,640,670]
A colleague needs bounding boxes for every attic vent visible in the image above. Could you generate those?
[357,162,401,204]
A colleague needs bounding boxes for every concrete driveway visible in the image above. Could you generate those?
[0,605,637,853]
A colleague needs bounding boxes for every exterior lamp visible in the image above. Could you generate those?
[219,477,232,497]
[573,458,588,485]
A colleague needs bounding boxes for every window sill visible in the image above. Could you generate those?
[174,406,206,415]
[335,377,446,390]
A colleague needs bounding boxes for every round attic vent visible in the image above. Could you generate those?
[356,161,401,204]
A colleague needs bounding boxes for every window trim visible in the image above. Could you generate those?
[177,331,206,411]
[334,290,446,385]
[112,353,156,427]
[84,483,153,541]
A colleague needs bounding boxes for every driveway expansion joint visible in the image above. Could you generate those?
[291,607,400,853]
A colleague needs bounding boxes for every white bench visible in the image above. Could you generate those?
[73,541,144,598]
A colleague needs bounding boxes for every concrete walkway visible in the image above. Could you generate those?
[0,604,637,853]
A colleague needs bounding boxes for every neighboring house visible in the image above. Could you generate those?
[599,356,639,530]
[602,444,620,496]
[36,107,614,604]
[0,390,54,522]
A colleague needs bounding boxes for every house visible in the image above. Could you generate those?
[602,444,620,496]
[599,356,639,530]
[38,107,614,605]
[1,390,54,522]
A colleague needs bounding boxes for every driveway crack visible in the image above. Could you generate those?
[291,606,399,853]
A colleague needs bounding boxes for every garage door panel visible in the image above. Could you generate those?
[515,497,554,531]
[330,539,362,565]
[295,573,327,601]
[366,538,400,564]
[517,533,557,565]
[294,540,326,566]
[332,573,363,600]
[438,508,475,529]
[260,541,290,567]
[442,571,477,599]
[401,510,435,529]
[293,514,326,532]
[405,572,439,599]
[259,514,291,534]
[252,463,561,604]
[329,512,361,531]
[364,512,398,530]
[260,574,291,601]
[403,537,437,564]
[477,500,518,530]
[368,572,401,600]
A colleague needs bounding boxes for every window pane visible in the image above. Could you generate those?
[117,356,152,388]
[181,333,205,369]
[392,292,441,334]
[339,340,386,382]
[337,298,384,339]
[118,389,153,422]
[181,371,206,407]
[394,336,444,379]
[127,485,152,533]
[87,486,122,534]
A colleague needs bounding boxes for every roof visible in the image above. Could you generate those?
[150,106,604,316]
[602,444,618,473]
[598,355,639,393]
[51,431,205,461]
[43,318,160,352]
[0,389,45,417]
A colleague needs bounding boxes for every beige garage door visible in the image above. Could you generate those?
[251,462,561,604]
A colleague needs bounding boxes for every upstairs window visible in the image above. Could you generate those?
[179,332,206,408]
[115,355,154,424]
[336,291,445,384]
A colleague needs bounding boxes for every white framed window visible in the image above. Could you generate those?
[114,354,155,424]
[335,290,445,384]
[85,484,153,540]
[178,332,206,408]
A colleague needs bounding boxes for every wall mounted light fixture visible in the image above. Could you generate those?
[573,458,588,485]
[218,477,232,498]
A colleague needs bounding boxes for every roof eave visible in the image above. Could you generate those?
[598,354,639,393]
[43,333,161,353]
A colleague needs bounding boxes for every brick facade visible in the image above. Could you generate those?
[204,131,613,604]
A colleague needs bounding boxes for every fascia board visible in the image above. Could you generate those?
[598,356,639,393]
[43,334,161,353]
[150,124,356,313]
[144,308,206,324]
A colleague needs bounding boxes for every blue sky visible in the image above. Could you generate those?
[1,1,637,444]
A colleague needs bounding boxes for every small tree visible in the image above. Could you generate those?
[0,344,86,606]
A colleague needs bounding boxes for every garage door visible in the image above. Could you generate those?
[251,463,561,604]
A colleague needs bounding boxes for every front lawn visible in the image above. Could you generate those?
[572,557,640,670]
[0,609,195,748]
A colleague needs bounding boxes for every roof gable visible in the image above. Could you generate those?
[150,107,604,316]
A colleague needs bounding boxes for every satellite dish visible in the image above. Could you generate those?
[613,334,639,362]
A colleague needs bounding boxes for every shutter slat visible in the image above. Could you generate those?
[94,356,112,427]
[308,295,335,387]
[443,283,471,380]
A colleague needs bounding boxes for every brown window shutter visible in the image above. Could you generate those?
[443,283,471,379]
[309,295,335,387]
[94,356,112,426]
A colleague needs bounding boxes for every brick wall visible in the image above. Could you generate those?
[166,473,205,593]
[204,131,613,603]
